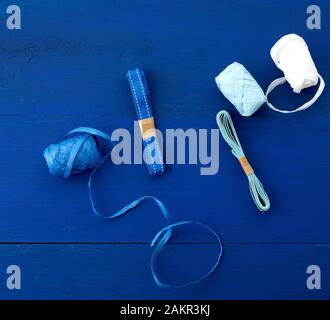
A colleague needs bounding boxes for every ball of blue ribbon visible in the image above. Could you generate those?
[43,127,111,178]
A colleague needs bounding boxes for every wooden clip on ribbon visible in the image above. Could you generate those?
[239,156,254,176]
[138,117,157,139]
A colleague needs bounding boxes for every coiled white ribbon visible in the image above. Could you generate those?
[266,34,325,113]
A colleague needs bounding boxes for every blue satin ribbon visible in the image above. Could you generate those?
[44,128,222,288]
[126,68,165,176]
[151,221,223,288]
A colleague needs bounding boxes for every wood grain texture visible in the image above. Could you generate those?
[0,244,329,299]
[0,0,329,299]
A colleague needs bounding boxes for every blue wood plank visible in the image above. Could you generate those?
[0,244,328,299]
[0,116,329,243]
[0,0,329,119]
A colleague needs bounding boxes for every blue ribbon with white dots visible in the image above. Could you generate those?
[127,68,165,176]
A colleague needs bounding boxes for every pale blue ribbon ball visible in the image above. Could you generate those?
[215,62,266,117]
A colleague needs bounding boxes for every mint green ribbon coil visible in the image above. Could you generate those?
[216,110,271,212]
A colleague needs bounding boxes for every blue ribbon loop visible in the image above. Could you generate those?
[151,221,223,288]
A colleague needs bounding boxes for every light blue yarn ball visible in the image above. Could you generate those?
[215,62,266,117]
[43,135,102,178]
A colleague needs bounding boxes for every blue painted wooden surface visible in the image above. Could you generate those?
[0,0,329,299]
